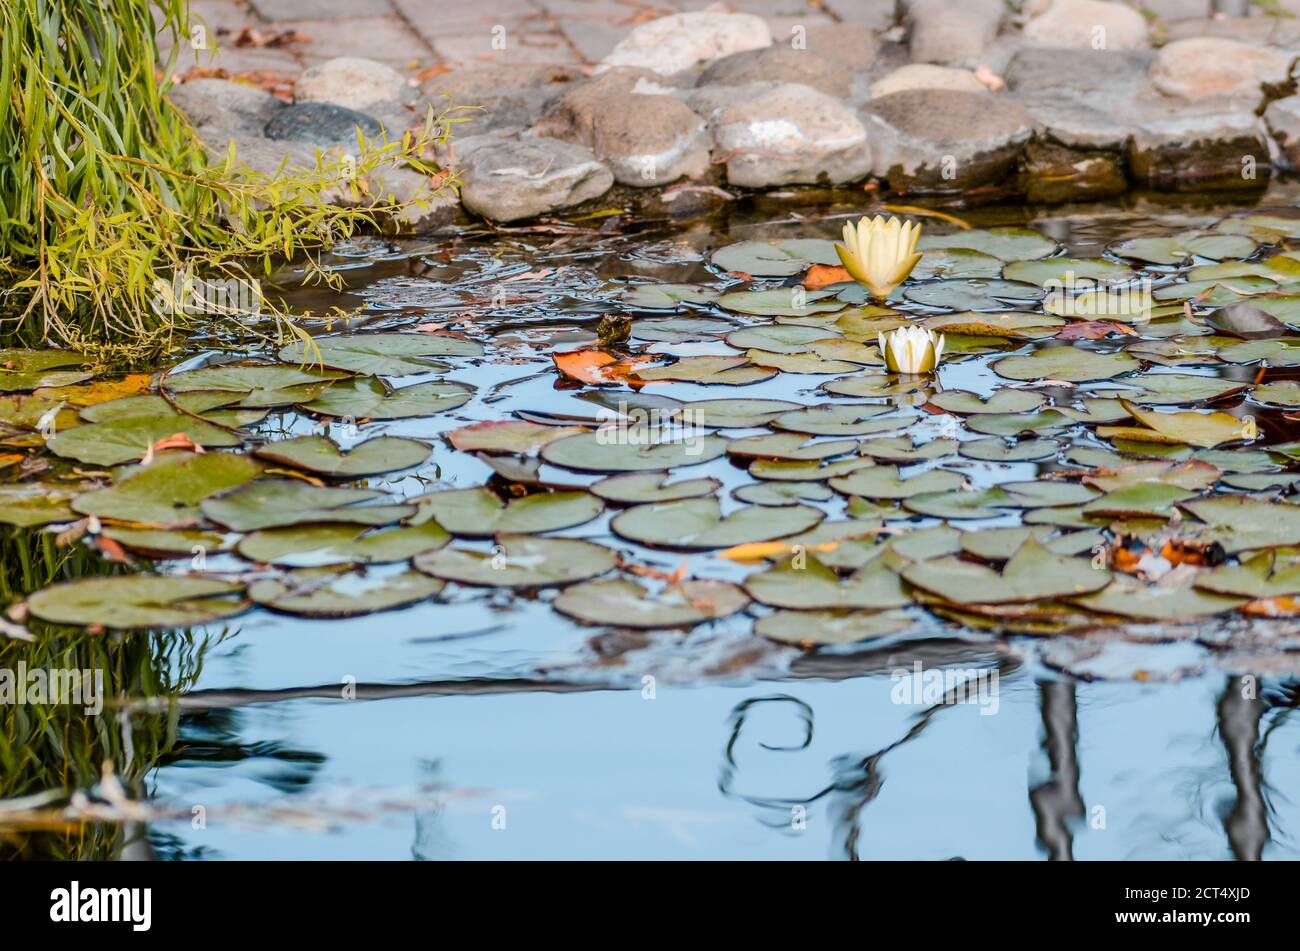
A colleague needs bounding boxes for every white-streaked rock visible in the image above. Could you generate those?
[598,12,771,76]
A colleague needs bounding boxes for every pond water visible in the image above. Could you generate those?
[8,183,1300,860]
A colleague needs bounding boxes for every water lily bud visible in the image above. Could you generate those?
[877,326,945,375]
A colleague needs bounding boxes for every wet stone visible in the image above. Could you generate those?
[264,102,386,146]
[1021,140,1127,204]
[457,136,614,222]
[1127,106,1271,192]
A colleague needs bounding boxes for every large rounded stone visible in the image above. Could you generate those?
[698,46,852,98]
[1266,95,1300,170]
[801,23,880,71]
[1149,37,1289,99]
[904,0,1004,67]
[710,83,871,187]
[869,64,989,98]
[294,57,410,112]
[422,65,584,135]
[533,74,709,186]
[1004,47,1153,96]
[599,11,771,76]
[169,79,285,143]
[458,137,614,222]
[1022,0,1148,50]
[1128,106,1269,191]
[264,102,385,146]
[862,88,1032,193]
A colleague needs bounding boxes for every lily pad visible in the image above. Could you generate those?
[201,481,413,531]
[590,471,720,504]
[1122,373,1248,405]
[681,398,802,428]
[727,432,858,462]
[1195,551,1300,599]
[414,535,616,588]
[772,403,903,437]
[960,437,1061,462]
[253,435,430,477]
[610,498,822,549]
[237,521,451,567]
[1218,338,1300,367]
[755,608,912,646]
[0,484,81,527]
[830,465,963,500]
[710,238,839,276]
[27,576,246,629]
[904,279,1043,311]
[717,289,844,317]
[622,284,721,309]
[249,569,444,617]
[1003,257,1132,286]
[450,420,587,454]
[1097,400,1247,448]
[47,415,242,466]
[993,347,1138,382]
[1181,496,1300,552]
[733,482,833,506]
[919,227,1058,262]
[911,248,1003,280]
[163,363,351,406]
[0,350,90,392]
[902,537,1110,605]
[745,555,910,610]
[554,578,750,628]
[301,377,474,419]
[541,430,728,472]
[278,332,481,375]
[1109,231,1257,265]
[411,487,602,537]
[1070,578,1243,619]
[73,452,264,526]
[635,356,775,386]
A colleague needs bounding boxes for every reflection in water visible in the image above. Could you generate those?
[1217,676,1268,861]
[1029,681,1084,861]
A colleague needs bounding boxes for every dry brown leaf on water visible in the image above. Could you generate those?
[803,264,851,290]
[553,349,651,386]
[718,540,842,562]
[142,433,206,465]
[97,536,133,564]
[1056,321,1135,340]
[1243,596,1300,617]
[621,561,688,585]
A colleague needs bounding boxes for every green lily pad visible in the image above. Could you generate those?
[960,526,1101,561]
[622,284,721,309]
[749,457,875,482]
[0,350,90,393]
[590,471,721,504]
[26,576,247,629]
[710,238,839,276]
[201,481,413,531]
[718,289,844,317]
[411,487,602,537]
[1181,496,1300,552]
[727,432,858,462]
[237,521,450,567]
[745,350,860,375]
[163,363,351,406]
[413,534,616,588]
[1003,257,1133,286]
[755,608,912,646]
[671,398,798,429]
[635,356,775,386]
[929,389,1046,415]
[1122,373,1248,405]
[919,227,1058,262]
[744,555,909,610]
[301,377,474,419]
[966,410,1070,437]
[279,332,481,375]
[1098,400,1248,449]
[1252,380,1300,406]
[249,569,444,618]
[1109,231,1257,265]
[830,465,963,500]
[857,437,957,462]
[1081,483,1199,518]
[630,317,734,344]
[449,420,587,454]
[959,437,1061,462]
[902,537,1110,605]
[910,247,1003,280]
[733,482,834,506]
[253,435,429,477]
[822,373,932,399]
[1195,551,1300,599]
[610,497,822,549]
[46,415,242,466]
[1070,578,1244,619]
[0,484,81,527]
[903,487,1016,519]
[993,347,1138,382]
[73,452,264,526]
[554,578,750,628]
[540,430,729,472]
[772,403,903,437]
[904,279,1042,311]
[1218,338,1300,367]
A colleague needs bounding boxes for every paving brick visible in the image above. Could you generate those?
[392,0,541,39]
[250,0,393,20]
[273,16,432,63]
[820,0,896,29]
[431,30,580,65]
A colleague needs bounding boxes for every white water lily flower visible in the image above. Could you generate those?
[835,215,923,301]
[877,326,944,375]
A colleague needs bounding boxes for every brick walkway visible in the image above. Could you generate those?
[178,0,896,78]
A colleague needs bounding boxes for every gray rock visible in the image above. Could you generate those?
[698,46,853,98]
[710,83,871,187]
[687,81,787,123]
[533,72,709,186]
[264,102,386,146]
[1018,95,1132,150]
[369,167,459,235]
[803,23,881,71]
[1265,95,1300,169]
[1149,37,1289,100]
[1004,47,1154,97]
[294,57,411,113]
[1161,15,1300,46]
[599,11,772,76]
[422,65,585,136]
[1022,0,1149,50]
[168,79,286,144]
[1128,105,1270,191]
[862,88,1032,192]
[904,0,1004,67]
[458,137,614,222]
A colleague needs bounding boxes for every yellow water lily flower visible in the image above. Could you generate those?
[835,215,923,300]
[878,326,944,375]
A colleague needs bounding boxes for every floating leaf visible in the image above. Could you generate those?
[74,452,263,526]
[590,471,720,504]
[755,609,911,646]
[919,227,1058,262]
[717,289,844,317]
[1070,578,1243,619]
[0,484,81,527]
[414,535,616,588]
[911,248,1003,280]
[1002,257,1132,286]
[164,363,350,405]
[301,377,474,419]
[1097,399,1246,448]
[711,238,839,276]
[733,482,833,506]
[772,403,903,437]
[541,430,728,472]
[201,481,412,531]
[449,420,587,454]
[749,457,875,482]
[727,432,858,462]
[1109,231,1257,265]
[822,373,930,399]
[1195,551,1300,599]
[1205,304,1288,339]
[27,576,246,629]
[0,350,90,392]
[253,435,429,477]
[993,347,1137,382]
[278,332,481,375]
[553,578,749,628]
[904,279,1042,311]
[960,527,1100,562]
[960,437,1060,462]
[622,284,721,309]
[1121,373,1248,405]
[857,437,956,463]
[411,487,602,537]
[47,415,242,465]
[1218,338,1300,367]
[745,555,909,610]
[902,537,1109,604]
[929,390,1046,415]
[1181,496,1300,552]
[238,521,450,567]
[903,488,1015,519]
[249,569,444,617]
[611,498,823,549]
[830,465,963,500]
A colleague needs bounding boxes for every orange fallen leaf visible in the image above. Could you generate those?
[718,540,842,562]
[1243,596,1300,617]
[1056,321,1135,340]
[553,350,651,387]
[142,433,205,465]
[803,264,851,290]
[97,536,133,564]
[622,561,688,585]
[35,374,152,406]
